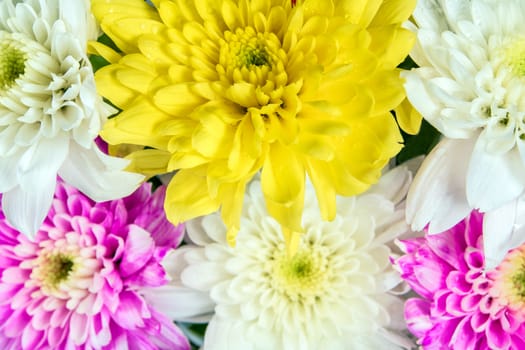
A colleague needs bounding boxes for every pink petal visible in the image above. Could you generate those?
[404,298,432,337]
[21,323,44,349]
[112,291,149,329]
[486,319,510,349]
[126,260,167,288]
[450,316,477,350]
[1,266,30,284]
[460,293,482,312]
[120,226,154,278]
[69,312,89,345]
[470,310,489,332]
[446,271,471,295]
[66,193,92,216]
[3,308,30,337]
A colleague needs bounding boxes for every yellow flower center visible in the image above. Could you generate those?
[0,35,26,90]
[273,248,329,303]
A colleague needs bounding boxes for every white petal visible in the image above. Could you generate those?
[142,284,214,322]
[466,136,525,211]
[58,0,88,50]
[368,166,412,205]
[413,0,449,32]
[406,138,473,234]
[3,135,69,237]
[181,262,230,292]
[202,318,255,350]
[186,213,227,246]
[470,0,498,38]
[403,69,443,124]
[58,142,144,202]
[482,200,525,269]
[2,180,54,239]
[0,154,22,192]
[17,133,69,192]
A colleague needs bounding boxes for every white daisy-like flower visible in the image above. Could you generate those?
[145,167,415,350]
[0,0,143,237]
[403,0,525,267]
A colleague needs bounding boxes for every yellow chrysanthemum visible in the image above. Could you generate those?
[90,0,415,252]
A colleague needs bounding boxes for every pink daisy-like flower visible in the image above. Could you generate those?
[393,211,525,350]
[0,181,190,350]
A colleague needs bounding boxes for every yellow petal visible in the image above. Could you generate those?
[87,41,122,64]
[367,70,406,115]
[221,179,249,247]
[305,158,337,221]
[92,0,158,23]
[164,169,220,224]
[370,0,417,26]
[95,65,138,108]
[299,118,351,136]
[192,113,234,158]
[369,26,415,69]
[293,134,335,161]
[261,144,305,233]
[101,99,171,149]
[167,152,209,170]
[394,98,423,135]
[336,0,382,27]
[153,84,206,116]
[124,148,171,176]
[303,0,334,18]
[138,35,180,67]
[115,68,156,94]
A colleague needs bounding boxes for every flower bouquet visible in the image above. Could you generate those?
[1,0,525,349]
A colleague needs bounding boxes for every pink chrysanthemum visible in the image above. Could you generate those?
[393,211,525,350]
[0,181,190,350]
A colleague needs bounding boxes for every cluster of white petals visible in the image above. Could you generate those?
[146,167,415,350]
[404,0,525,267]
[0,0,143,237]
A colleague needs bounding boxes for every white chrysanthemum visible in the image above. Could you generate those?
[146,167,415,350]
[403,0,525,267]
[0,0,143,237]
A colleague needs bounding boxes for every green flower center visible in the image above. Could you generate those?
[503,38,525,77]
[238,43,271,67]
[45,253,75,287]
[0,38,26,90]
[273,248,329,303]
[224,27,276,69]
[511,264,525,298]
[218,26,287,88]
[490,246,525,312]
